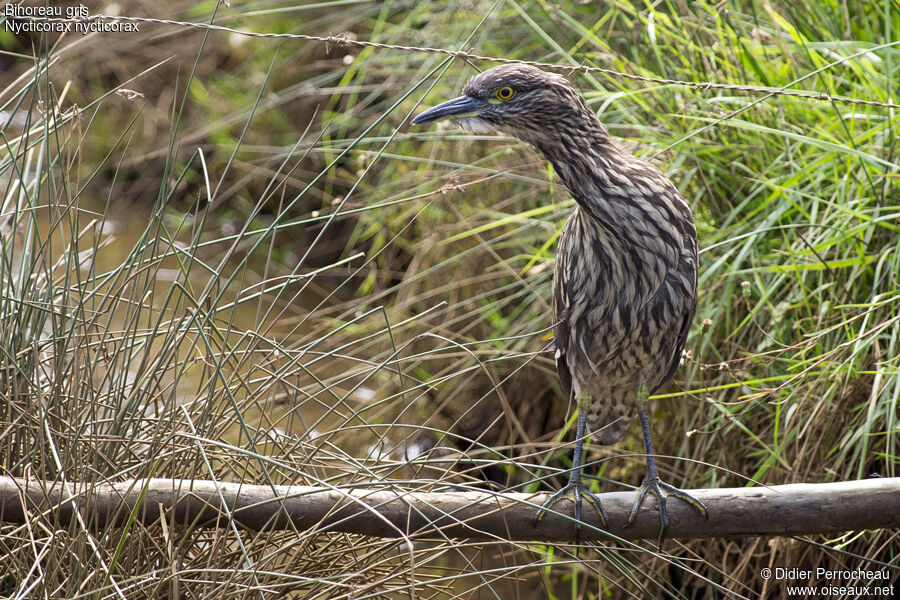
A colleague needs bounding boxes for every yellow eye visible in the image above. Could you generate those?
[496,86,516,101]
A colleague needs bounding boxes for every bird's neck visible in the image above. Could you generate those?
[527,118,686,254]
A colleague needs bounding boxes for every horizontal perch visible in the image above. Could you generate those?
[1,476,897,543]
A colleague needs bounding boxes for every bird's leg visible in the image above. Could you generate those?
[627,402,708,548]
[533,394,608,541]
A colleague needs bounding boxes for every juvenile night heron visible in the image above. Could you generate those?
[411,64,707,545]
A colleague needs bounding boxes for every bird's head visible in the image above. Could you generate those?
[411,64,600,147]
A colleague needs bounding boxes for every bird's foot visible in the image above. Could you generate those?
[533,479,608,543]
[626,475,708,548]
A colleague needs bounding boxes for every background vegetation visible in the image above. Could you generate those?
[0,0,897,597]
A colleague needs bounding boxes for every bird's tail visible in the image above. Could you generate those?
[586,403,635,445]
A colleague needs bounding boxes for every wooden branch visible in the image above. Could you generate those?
[1,476,897,543]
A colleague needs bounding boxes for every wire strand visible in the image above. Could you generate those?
[10,13,900,111]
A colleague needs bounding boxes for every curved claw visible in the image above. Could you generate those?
[626,476,708,548]
[533,480,609,540]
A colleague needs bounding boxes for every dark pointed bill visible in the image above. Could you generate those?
[411,95,490,125]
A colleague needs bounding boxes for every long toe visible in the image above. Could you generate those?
[533,481,609,530]
[626,477,707,548]
[659,481,708,518]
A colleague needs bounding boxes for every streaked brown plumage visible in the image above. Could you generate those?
[412,64,707,545]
